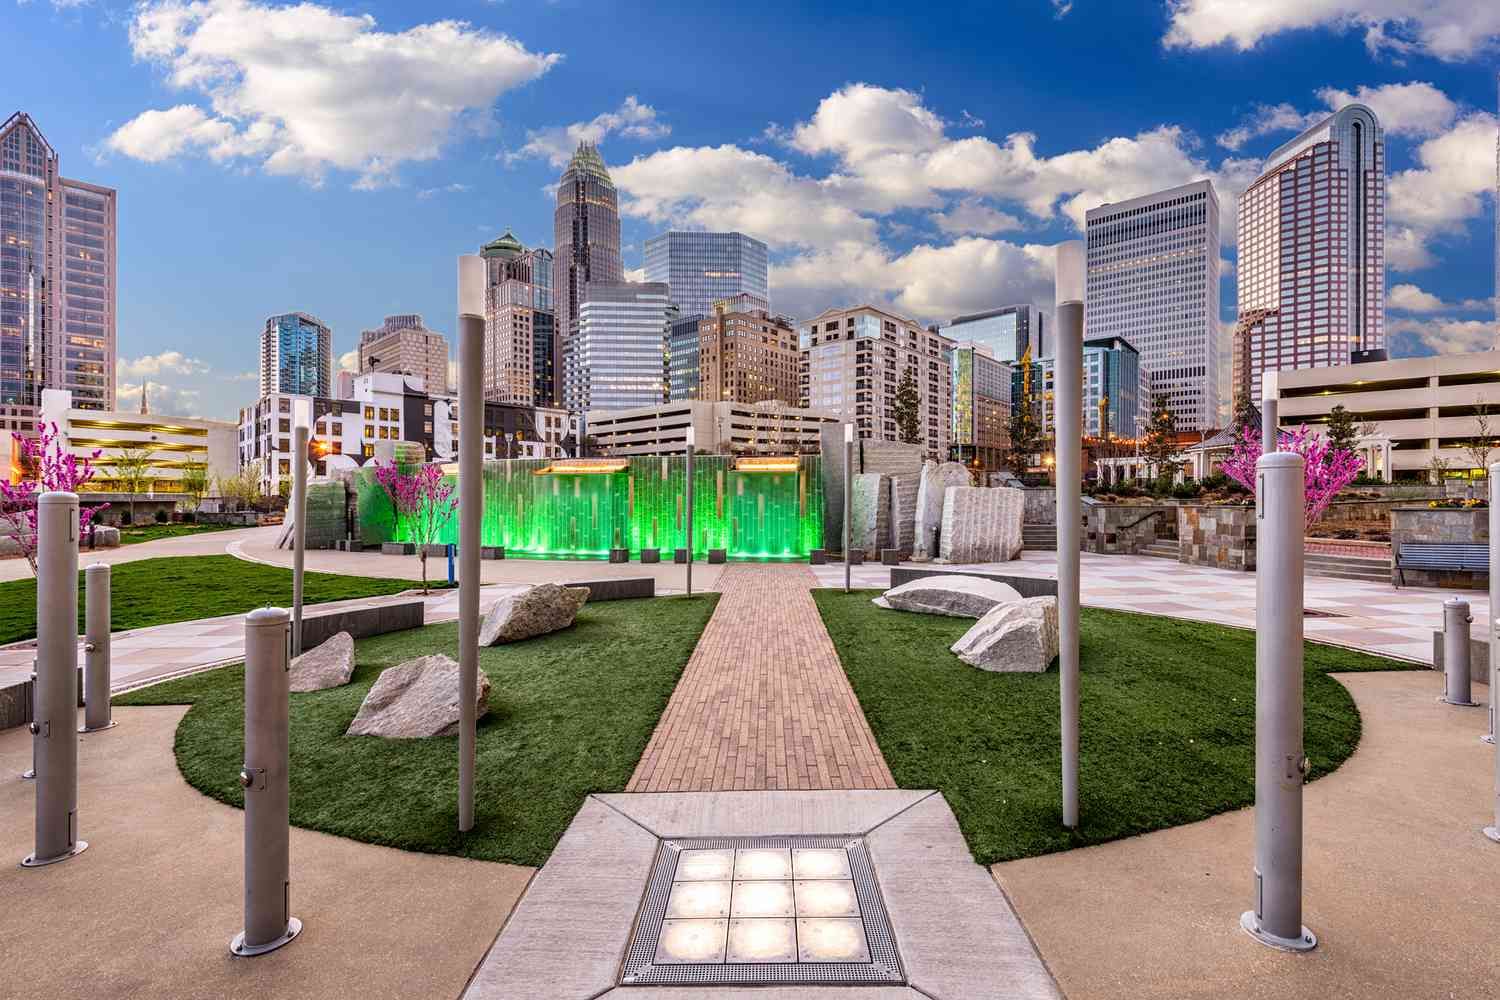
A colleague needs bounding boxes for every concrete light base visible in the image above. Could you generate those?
[673,548,689,564]
[381,543,415,556]
[639,548,660,564]
[78,720,117,734]
[808,548,827,565]
[230,917,303,958]
[420,544,449,558]
[1239,910,1317,952]
[881,548,902,566]
[609,548,629,564]
[1438,696,1481,708]
[707,549,727,564]
[480,546,506,560]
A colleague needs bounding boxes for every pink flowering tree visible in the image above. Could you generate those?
[373,461,457,594]
[0,424,107,575]
[1221,424,1364,530]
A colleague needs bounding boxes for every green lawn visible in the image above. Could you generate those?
[117,595,718,867]
[116,522,239,545]
[813,590,1420,866]
[0,555,431,645]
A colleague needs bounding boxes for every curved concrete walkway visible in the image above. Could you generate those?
[0,525,270,582]
[993,669,1500,1000]
[0,705,532,1000]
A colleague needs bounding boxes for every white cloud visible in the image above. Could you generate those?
[1050,0,1073,17]
[1216,103,1324,151]
[105,0,558,187]
[1217,82,1459,150]
[1387,111,1499,271]
[1389,282,1494,313]
[1163,1,1500,62]
[116,350,210,378]
[117,380,204,417]
[338,350,359,374]
[1389,316,1499,357]
[930,198,1026,236]
[623,266,646,282]
[416,182,470,200]
[509,96,669,168]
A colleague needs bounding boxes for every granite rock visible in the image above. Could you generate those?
[872,574,1023,618]
[912,462,971,561]
[479,584,590,645]
[346,653,490,738]
[289,630,355,692]
[951,597,1059,673]
[938,486,1024,563]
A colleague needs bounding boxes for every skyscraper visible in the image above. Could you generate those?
[1235,104,1385,410]
[696,295,800,405]
[260,312,332,397]
[942,305,1044,364]
[0,111,117,429]
[1084,180,1220,431]
[480,231,554,406]
[565,281,674,412]
[552,142,622,406]
[358,314,449,394]
[950,342,1011,474]
[644,231,770,319]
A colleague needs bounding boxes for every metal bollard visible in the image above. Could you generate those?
[1440,599,1480,707]
[80,564,115,733]
[291,424,308,657]
[1240,453,1316,951]
[1486,617,1498,747]
[23,492,87,867]
[230,606,302,956]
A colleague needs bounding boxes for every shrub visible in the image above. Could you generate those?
[1170,481,1202,499]
[154,509,169,524]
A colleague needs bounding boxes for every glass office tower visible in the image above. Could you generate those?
[260,312,332,397]
[552,142,623,407]
[566,281,674,412]
[942,305,1044,364]
[644,231,770,319]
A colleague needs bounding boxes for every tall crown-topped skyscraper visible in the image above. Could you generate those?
[552,141,623,408]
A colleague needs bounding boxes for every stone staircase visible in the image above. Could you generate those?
[1022,523,1056,551]
[1140,539,1179,560]
[1304,551,1389,583]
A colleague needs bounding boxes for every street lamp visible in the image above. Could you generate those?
[456,254,486,834]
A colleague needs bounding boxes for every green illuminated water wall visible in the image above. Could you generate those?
[356,455,825,560]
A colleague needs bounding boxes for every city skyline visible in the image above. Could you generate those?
[7,2,1499,421]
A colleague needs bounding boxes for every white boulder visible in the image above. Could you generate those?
[939,486,1024,563]
[289,631,355,692]
[346,653,490,738]
[478,583,590,645]
[912,462,971,561]
[951,597,1059,673]
[873,574,1022,618]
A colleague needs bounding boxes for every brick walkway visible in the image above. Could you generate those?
[628,564,896,792]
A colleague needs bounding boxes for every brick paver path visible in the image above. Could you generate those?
[628,564,896,792]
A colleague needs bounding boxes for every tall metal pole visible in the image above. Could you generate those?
[231,606,302,956]
[843,423,854,593]
[1241,451,1317,951]
[291,423,308,656]
[1486,463,1500,746]
[1261,371,1279,454]
[23,491,87,867]
[685,425,695,597]
[80,564,114,733]
[456,254,486,834]
[1055,241,1084,830]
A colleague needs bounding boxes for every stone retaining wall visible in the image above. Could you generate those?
[1023,488,1056,524]
[1390,506,1488,589]
[1178,504,1256,571]
[1083,503,1175,555]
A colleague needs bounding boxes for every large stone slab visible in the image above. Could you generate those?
[478,583,589,645]
[951,597,1059,673]
[873,575,1023,618]
[849,473,890,556]
[289,631,354,692]
[913,462,971,561]
[939,486,1024,563]
[346,653,490,738]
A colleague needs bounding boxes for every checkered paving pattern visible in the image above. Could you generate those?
[628,564,896,792]
[811,551,1482,666]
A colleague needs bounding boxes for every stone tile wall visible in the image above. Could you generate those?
[1178,504,1256,571]
[1390,507,1488,588]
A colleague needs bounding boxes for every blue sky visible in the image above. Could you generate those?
[7,0,1499,420]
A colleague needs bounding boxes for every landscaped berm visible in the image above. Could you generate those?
[117,594,718,866]
[812,589,1421,864]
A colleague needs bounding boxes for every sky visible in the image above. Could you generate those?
[6,0,1499,421]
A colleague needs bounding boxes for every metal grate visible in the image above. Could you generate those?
[619,834,905,986]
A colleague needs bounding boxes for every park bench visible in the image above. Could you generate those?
[1395,542,1489,588]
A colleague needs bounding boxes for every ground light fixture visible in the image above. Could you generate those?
[685,423,695,597]
[843,423,854,594]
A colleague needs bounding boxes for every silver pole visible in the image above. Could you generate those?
[1241,451,1316,952]
[1055,298,1083,831]
[1054,239,1086,830]
[843,423,854,593]
[1489,615,1500,843]
[291,424,308,656]
[1486,464,1500,745]
[685,426,694,598]
[457,254,486,834]
[1441,599,1478,707]
[23,491,86,867]
[80,563,114,733]
[231,606,302,956]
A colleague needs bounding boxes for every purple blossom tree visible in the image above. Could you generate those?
[373,461,458,594]
[0,424,107,575]
[1221,424,1364,530]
